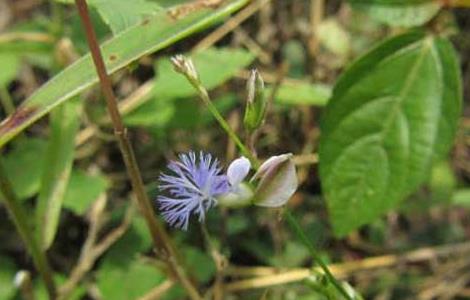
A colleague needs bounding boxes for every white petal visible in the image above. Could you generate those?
[251,153,292,182]
[227,156,251,186]
[253,153,298,207]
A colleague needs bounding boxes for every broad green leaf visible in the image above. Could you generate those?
[36,100,81,249]
[90,0,162,34]
[63,170,109,214]
[0,0,249,148]
[274,82,331,106]
[2,138,47,199]
[349,0,441,27]
[97,259,165,300]
[0,256,16,300]
[319,31,462,236]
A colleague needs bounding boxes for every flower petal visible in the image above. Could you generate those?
[227,156,251,187]
[253,153,298,207]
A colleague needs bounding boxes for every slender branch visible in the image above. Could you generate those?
[73,1,202,299]
[284,210,353,300]
[0,161,56,299]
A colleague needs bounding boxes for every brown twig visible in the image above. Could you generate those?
[0,162,57,299]
[193,0,271,52]
[58,196,133,299]
[224,241,470,292]
[73,1,202,299]
[138,280,175,300]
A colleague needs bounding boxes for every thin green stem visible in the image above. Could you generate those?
[284,210,353,300]
[0,161,57,299]
[74,1,201,299]
[184,75,259,168]
[0,86,15,115]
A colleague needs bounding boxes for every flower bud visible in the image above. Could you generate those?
[170,54,199,83]
[251,153,298,207]
[243,69,266,132]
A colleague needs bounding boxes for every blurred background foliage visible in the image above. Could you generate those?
[0,0,470,299]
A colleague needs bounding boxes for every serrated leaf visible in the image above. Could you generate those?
[0,0,249,148]
[63,170,109,214]
[319,31,462,237]
[36,100,81,249]
[90,0,162,34]
[349,0,442,27]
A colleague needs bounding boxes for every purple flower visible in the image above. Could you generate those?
[157,151,229,230]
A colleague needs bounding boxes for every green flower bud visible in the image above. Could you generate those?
[243,69,266,132]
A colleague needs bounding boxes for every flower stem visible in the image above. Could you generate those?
[74,1,201,299]
[180,72,259,168]
[0,161,57,299]
[284,210,353,300]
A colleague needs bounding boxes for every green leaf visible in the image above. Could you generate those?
[0,256,16,300]
[0,0,249,148]
[274,82,331,106]
[97,259,165,300]
[183,247,215,284]
[36,100,81,249]
[349,0,441,27]
[429,160,456,204]
[319,31,462,237]
[2,138,47,199]
[63,170,109,214]
[452,189,470,208]
[35,274,85,300]
[90,0,162,34]
[0,53,21,87]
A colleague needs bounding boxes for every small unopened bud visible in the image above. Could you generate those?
[170,54,199,82]
[244,69,266,132]
[251,153,298,207]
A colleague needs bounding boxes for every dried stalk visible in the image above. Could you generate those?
[74,1,201,299]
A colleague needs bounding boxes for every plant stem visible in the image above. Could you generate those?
[284,210,353,300]
[0,161,57,299]
[182,74,259,168]
[0,86,15,115]
[74,1,202,299]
